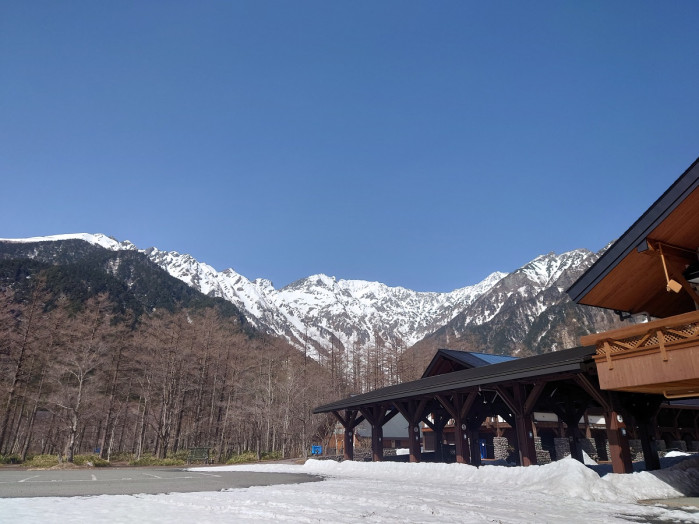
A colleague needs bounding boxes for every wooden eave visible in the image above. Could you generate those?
[567,157,699,318]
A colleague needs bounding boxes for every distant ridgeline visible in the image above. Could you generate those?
[0,239,248,324]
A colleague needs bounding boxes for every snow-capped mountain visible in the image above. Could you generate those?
[409,249,625,365]
[0,234,621,363]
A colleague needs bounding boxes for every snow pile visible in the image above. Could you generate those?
[2,455,698,523]
[207,454,699,505]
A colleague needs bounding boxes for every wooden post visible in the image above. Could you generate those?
[343,426,354,461]
[514,384,538,467]
[617,393,662,472]
[371,424,383,462]
[359,406,398,463]
[496,384,541,467]
[394,399,428,464]
[408,421,421,463]
[437,391,477,465]
[606,410,633,474]
[332,409,364,462]
[636,420,660,471]
[468,427,482,467]
[515,414,537,466]
[563,416,584,464]
[454,421,469,464]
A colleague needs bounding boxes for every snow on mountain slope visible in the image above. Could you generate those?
[411,248,618,360]
[1,234,604,362]
[0,234,509,358]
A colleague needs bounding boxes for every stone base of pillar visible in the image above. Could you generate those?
[554,437,570,460]
[670,440,688,452]
[580,438,599,462]
[628,439,645,462]
[493,437,509,461]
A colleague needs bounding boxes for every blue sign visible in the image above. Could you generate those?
[311,445,322,455]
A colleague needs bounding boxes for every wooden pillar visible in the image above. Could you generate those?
[606,409,633,474]
[636,420,660,471]
[437,391,477,465]
[421,410,450,462]
[515,414,537,466]
[332,409,364,462]
[434,425,444,462]
[468,427,482,467]
[618,393,663,472]
[343,426,354,461]
[562,416,584,464]
[359,406,398,463]
[454,421,469,464]
[513,384,538,467]
[394,399,429,464]
[496,383,543,467]
[408,421,421,463]
[371,424,383,462]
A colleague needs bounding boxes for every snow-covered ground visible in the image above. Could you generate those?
[3,454,699,523]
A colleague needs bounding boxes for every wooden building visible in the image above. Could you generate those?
[315,156,699,473]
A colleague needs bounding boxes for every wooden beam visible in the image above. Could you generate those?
[523,382,546,415]
[460,390,478,420]
[573,374,611,412]
[436,393,457,420]
[494,386,520,418]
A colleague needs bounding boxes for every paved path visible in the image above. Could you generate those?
[0,467,321,498]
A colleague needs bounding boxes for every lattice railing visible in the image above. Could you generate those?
[593,314,699,369]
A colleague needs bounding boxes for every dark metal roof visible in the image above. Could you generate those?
[567,156,699,308]
[314,345,595,414]
[421,348,518,378]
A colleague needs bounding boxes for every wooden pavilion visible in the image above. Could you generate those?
[314,156,699,474]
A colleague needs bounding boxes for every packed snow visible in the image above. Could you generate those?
[3,455,698,523]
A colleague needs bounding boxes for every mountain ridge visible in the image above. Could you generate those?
[0,233,623,367]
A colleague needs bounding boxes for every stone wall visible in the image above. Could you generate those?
[627,439,644,462]
[670,440,688,452]
[493,437,509,461]
[554,437,570,459]
[580,438,599,462]
[535,436,551,464]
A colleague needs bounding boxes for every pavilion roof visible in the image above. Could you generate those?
[314,345,595,414]
[421,348,518,378]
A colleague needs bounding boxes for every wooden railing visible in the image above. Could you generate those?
[580,310,699,397]
[581,310,699,368]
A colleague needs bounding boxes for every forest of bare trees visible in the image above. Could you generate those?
[0,273,420,463]
[0,278,349,463]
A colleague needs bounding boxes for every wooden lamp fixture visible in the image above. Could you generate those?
[658,243,683,293]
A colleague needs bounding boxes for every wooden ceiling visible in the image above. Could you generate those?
[577,183,699,318]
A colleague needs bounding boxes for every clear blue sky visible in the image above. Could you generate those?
[2,1,699,292]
